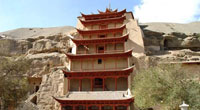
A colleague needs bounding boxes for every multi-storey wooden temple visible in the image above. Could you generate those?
[54,8,135,110]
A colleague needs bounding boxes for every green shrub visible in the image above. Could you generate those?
[132,64,200,110]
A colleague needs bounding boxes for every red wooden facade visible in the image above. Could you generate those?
[71,33,129,45]
[76,24,126,35]
[54,8,134,110]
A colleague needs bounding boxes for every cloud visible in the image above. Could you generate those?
[133,0,200,23]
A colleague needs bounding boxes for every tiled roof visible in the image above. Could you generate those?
[55,91,132,100]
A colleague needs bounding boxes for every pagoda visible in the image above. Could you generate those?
[54,8,135,110]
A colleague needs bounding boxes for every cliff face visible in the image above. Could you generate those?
[0,26,76,110]
[140,22,200,65]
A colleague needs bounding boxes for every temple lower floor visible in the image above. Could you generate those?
[54,91,134,110]
[62,104,130,110]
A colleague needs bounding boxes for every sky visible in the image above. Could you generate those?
[0,0,200,32]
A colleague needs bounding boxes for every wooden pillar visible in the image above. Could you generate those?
[92,58,94,70]
[91,78,93,91]
[69,59,72,70]
[95,44,97,53]
[99,105,102,110]
[123,42,125,51]
[104,58,106,70]
[103,78,105,91]
[68,78,70,91]
[60,104,63,110]
[85,45,87,54]
[104,43,106,53]
[86,104,88,110]
[113,105,116,110]
[114,43,116,51]
[81,59,83,70]
[115,77,117,91]
[127,58,129,68]
[127,77,128,89]
[115,57,118,69]
[79,79,82,91]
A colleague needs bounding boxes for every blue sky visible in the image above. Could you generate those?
[0,0,200,32]
[0,0,140,32]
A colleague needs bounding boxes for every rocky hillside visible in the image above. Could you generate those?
[141,22,200,34]
[0,26,74,39]
[0,26,76,110]
[140,22,200,63]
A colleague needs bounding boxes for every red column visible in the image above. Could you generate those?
[81,59,83,70]
[85,45,87,54]
[104,43,106,53]
[99,105,102,110]
[91,78,93,91]
[127,77,129,89]
[92,58,94,70]
[61,104,63,110]
[95,44,97,53]
[86,104,88,110]
[115,57,118,69]
[123,42,125,52]
[69,59,72,70]
[127,58,129,68]
[104,58,106,70]
[115,77,117,91]
[103,78,105,91]
[79,79,82,91]
[113,105,116,110]
[68,78,70,91]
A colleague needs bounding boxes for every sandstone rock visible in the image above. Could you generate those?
[181,36,200,47]
[36,68,65,110]
[26,52,67,77]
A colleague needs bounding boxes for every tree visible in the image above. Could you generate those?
[132,64,200,110]
[0,58,31,109]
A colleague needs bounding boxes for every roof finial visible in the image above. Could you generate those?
[109,1,111,11]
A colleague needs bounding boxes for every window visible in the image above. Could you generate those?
[99,34,106,38]
[102,106,112,110]
[98,59,102,64]
[76,105,86,110]
[94,78,103,87]
[89,106,99,110]
[35,86,39,92]
[63,106,73,110]
[98,46,104,53]
[116,106,127,110]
